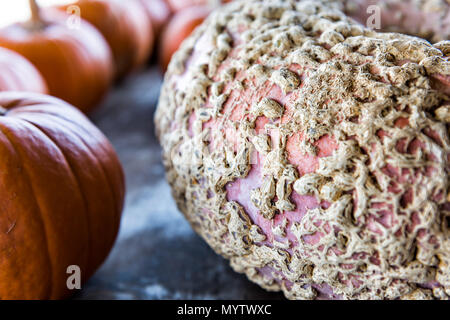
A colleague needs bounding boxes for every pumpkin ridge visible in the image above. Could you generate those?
[56,32,104,110]
[0,122,53,299]
[17,118,95,279]
[46,37,82,110]
[70,32,113,110]
[8,105,125,226]
[22,110,124,247]
[60,120,123,241]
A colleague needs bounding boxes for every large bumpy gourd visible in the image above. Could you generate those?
[156,0,450,299]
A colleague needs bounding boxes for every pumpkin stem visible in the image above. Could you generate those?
[26,0,47,30]
[29,0,41,22]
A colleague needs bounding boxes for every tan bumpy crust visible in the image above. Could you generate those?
[155,0,450,299]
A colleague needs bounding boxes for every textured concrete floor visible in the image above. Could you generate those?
[73,67,284,300]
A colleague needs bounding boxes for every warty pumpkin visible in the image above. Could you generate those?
[60,0,154,79]
[156,0,450,300]
[0,91,125,300]
[0,47,48,94]
[0,0,114,113]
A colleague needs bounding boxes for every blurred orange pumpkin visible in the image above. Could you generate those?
[60,0,154,79]
[138,0,172,37]
[0,47,48,94]
[0,91,125,299]
[166,0,209,12]
[0,0,114,113]
[159,5,212,71]
[166,0,231,12]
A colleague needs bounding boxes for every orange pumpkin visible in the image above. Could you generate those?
[61,0,154,79]
[166,0,231,12]
[0,92,125,300]
[138,0,172,37]
[159,5,212,71]
[0,47,48,94]
[0,1,113,113]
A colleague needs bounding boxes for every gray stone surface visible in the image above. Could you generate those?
[74,67,284,300]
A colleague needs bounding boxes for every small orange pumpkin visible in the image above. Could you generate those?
[159,5,212,71]
[0,91,125,300]
[0,0,114,113]
[0,47,48,94]
[61,0,154,79]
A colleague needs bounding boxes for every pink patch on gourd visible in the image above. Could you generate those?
[286,132,338,176]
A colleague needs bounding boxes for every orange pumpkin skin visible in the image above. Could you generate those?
[0,92,125,300]
[0,47,48,94]
[138,0,172,37]
[166,0,208,12]
[166,0,232,12]
[62,0,154,79]
[159,5,212,71]
[0,11,113,113]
